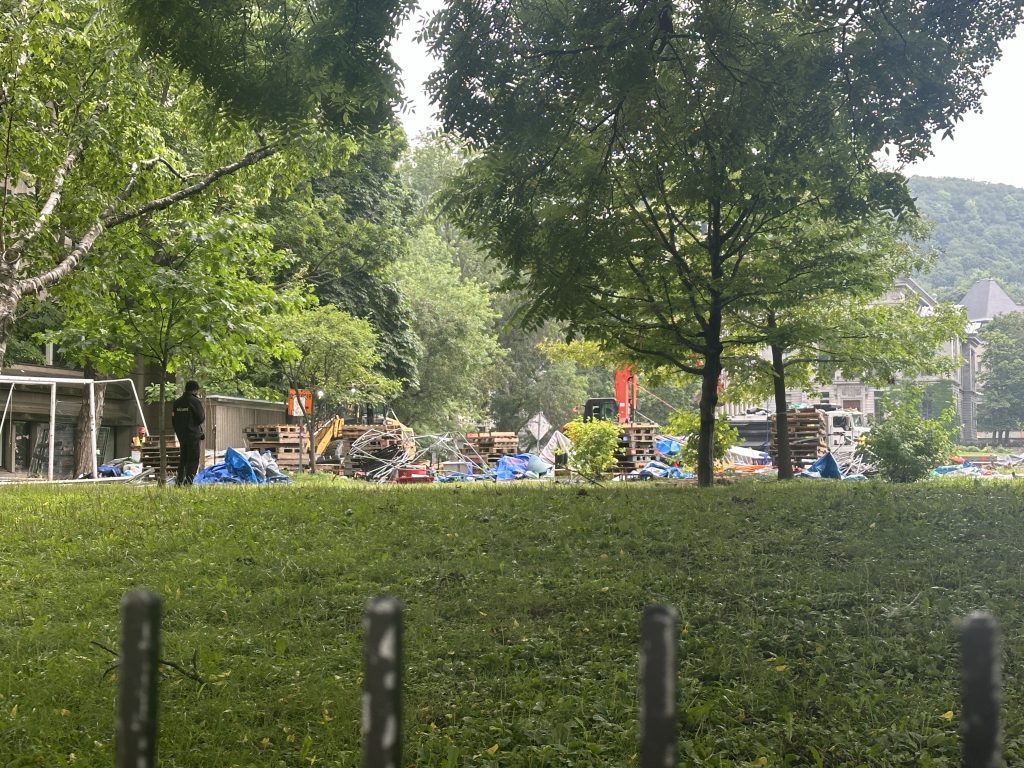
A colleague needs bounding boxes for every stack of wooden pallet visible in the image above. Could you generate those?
[770,409,826,467]
[464,432,520,465]
[140,436,180,475]
[243,424,309,471]
[616,423,659,473]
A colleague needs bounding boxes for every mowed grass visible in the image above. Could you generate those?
[2,480,1024,766]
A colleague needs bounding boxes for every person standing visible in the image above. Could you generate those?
[171,380,205,486]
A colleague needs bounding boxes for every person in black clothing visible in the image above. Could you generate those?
[171,380,205,486]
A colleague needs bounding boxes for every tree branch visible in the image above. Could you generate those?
[15,143,279,299]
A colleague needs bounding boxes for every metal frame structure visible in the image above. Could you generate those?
[0,375,147,481]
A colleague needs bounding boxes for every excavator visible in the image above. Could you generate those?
[582,367,638,424]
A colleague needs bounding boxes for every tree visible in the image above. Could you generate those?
[51,212,292,479]
[125,0,412,129]
[0,0,410,366]
[265,128,421,386]
[390,227,504,432]
[724,215,965,478]
[866,386,958,482]
[273,304,401,471]
[429,0,1023,486]
[977,312,1024,443]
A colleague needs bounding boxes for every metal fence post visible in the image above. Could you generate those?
[961,611,1001,768]
[116,590,161,768]
[363,597,402,768]
[640,605,679,768]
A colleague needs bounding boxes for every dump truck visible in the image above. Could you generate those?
[766,404,869,467]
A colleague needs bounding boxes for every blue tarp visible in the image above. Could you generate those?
[490,454,531,481]
[194,447,290,485]
[655,437,683,457]
[799,452,843,479]
[626,460,693,480]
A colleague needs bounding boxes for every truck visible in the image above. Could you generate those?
[765,404,870,467]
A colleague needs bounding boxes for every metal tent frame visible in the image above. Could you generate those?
[0,375,147,481]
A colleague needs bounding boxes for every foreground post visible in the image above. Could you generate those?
[116,590,161,768]
[640,605,678,768]
[363,597,402,768]
[961,612,1000,768]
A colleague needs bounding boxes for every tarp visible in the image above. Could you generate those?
[194,447,290,485]
[629,460,690,480]
[799,451,843,479]
[487,453,554,481]
[655,436,684,457]
[539,430,572,465]
[724,445,772,465]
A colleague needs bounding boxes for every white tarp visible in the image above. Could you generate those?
[540,430,572,464]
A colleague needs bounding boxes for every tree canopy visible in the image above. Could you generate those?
[977,312,1024,442]
[0,0,411,367]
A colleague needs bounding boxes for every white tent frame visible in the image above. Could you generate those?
[0,375,148,481]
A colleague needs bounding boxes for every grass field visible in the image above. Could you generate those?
[2,479,1024,766]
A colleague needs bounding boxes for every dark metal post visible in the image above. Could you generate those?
[961,611,1000,768]
[116,590,161,768]
[640,605,678,768]
[363,597,402,768]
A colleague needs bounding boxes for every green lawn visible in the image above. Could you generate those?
[2,479,1024,766]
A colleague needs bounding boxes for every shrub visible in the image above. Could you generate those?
[666,410,738,468]
[866,388,958,482]
[564,417,622,479]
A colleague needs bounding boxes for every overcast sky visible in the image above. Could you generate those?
[393,11,1024,190]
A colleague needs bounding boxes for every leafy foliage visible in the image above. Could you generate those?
[976,312,1024,437]
[563,417,621,478]
[390,227,504,432]
[666,410,738,469]
[909,176,1024,301]
[123,0,413,128]
[866,387,958,482]
[272,303,401,413]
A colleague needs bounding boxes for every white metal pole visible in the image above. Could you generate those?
[48,383,56,481]
[88,381,98,478]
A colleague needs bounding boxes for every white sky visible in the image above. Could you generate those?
[392,11,1024,189]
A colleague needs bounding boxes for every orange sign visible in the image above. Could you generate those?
[288,389,313,417]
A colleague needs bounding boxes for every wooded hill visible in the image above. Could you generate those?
[908,176,1024,303]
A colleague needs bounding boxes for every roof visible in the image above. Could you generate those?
[959,278,1023,322]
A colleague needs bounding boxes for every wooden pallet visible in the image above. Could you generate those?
[244,424,305,445]
[770,410,827,465]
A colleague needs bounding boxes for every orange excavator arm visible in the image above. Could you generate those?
[613,367,638,424]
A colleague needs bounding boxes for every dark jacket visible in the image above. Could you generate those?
[172,392,206,441]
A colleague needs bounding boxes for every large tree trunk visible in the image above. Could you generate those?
[74,378,107,477]
[770,342,794,481]
[697,293,724,487]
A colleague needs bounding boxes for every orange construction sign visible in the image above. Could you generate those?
[288,388,313,417]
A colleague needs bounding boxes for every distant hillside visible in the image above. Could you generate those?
[908,176,1024,303]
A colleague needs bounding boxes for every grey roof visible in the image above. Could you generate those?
[959,278,1023,322]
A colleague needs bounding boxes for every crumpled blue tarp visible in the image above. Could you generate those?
[799,451,843,479]
[97,464,123,478]
[932,460,981,477]
[655,436,683,457]
[630,460,691,480]
[195,447,290,485]
[490,454,531,481]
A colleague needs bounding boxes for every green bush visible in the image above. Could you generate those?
[866,388,958,482]
[666,410,738,468]
[564,417,622,478]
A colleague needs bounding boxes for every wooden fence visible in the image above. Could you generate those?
[112,591,1001,768]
